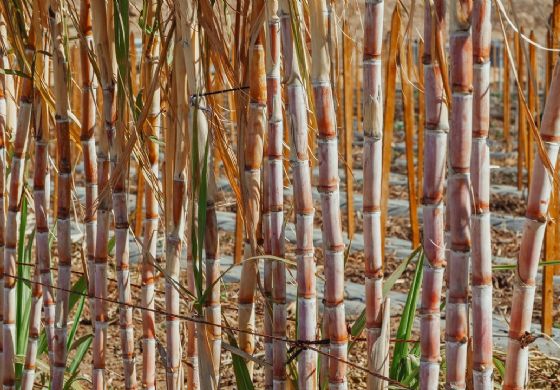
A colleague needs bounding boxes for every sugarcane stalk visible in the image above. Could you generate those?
[356,45,363,135]
[279,2,317,388]
[503,54,560,390]
[31,3,54,374]
[204,157,221,387]
[515,30,526,191]
[263,132,273,389]
[542,160,559,335]
[310,0,348,387]
[527,30,538,186]
[21,269,41,390]
[342,13,354,238]
[141,0,159,387]
[90,0,116,386]
[164,35,188,390]
[265,1,286,388]
[504,36,511,152]
[178,3,218,387]
[79,0,97,332]
[49,0,74,386]
[202,41,221,390]
[22,11,50,384]
[112,23,137,390]
[238,0,266,377]
[419,1,448,388]
[362,0,387,387]
[3,20,35,389]
[446,1,473,388]
[471,1,493,388]
[417,39,425,201]
[108,2,137,389]
[542,1,560,336]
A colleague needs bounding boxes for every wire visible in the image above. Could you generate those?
[8,271,409,389]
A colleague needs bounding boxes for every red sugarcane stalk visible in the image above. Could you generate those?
[79,0,98,327]
[49,1,74,386]
[3,22,35,389]
[310,0,348,387]
[0,16,7,386]
[238,0,266,377]
[164,36,188,389]
[420,2,448,388]
[471,1,493,388]
[279,1,317,387]
[265,2,286,388]
[446,1,473,388]
[504,36,511,152]
[503,54,560,390]
[204,156,221,386]
[263,127,273,389]
[515,31,526,191]
[30,3,54,374]
[141,1,159,387]
[90,0,116,386]
[111,15,138,390]
[21,270,41,390]
[362,0,388,387]
[22,13,50,381]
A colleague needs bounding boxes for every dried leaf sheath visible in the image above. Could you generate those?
[309,0,348,387]
[362,0,387,387]
[471,1,493,388]
[3,22,35,389]
[503,55,560,390]
[420,2,448,388]
[279,1,317,388]
[446,1,473,388]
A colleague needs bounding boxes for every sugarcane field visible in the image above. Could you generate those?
[2,0,560,388]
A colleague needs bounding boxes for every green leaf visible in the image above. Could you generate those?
[67,293,86,351]
[349,246,422,348]
[232,353,255,390]
[222,315,255,390]
[38,275,87,356]
[16,198,32,364]
[148,135,165,146]
[67,334,93,375]
[493,259,560,271]
[108,235,116,256]
[390,251,424,381]
[0,68,31,79]
[493,355,506,379]
[195,134,210,305]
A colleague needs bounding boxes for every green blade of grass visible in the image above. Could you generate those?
[67,334,93,375]
[222,316,255,390]
[390,251,424,381]
[349,245,422,351]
